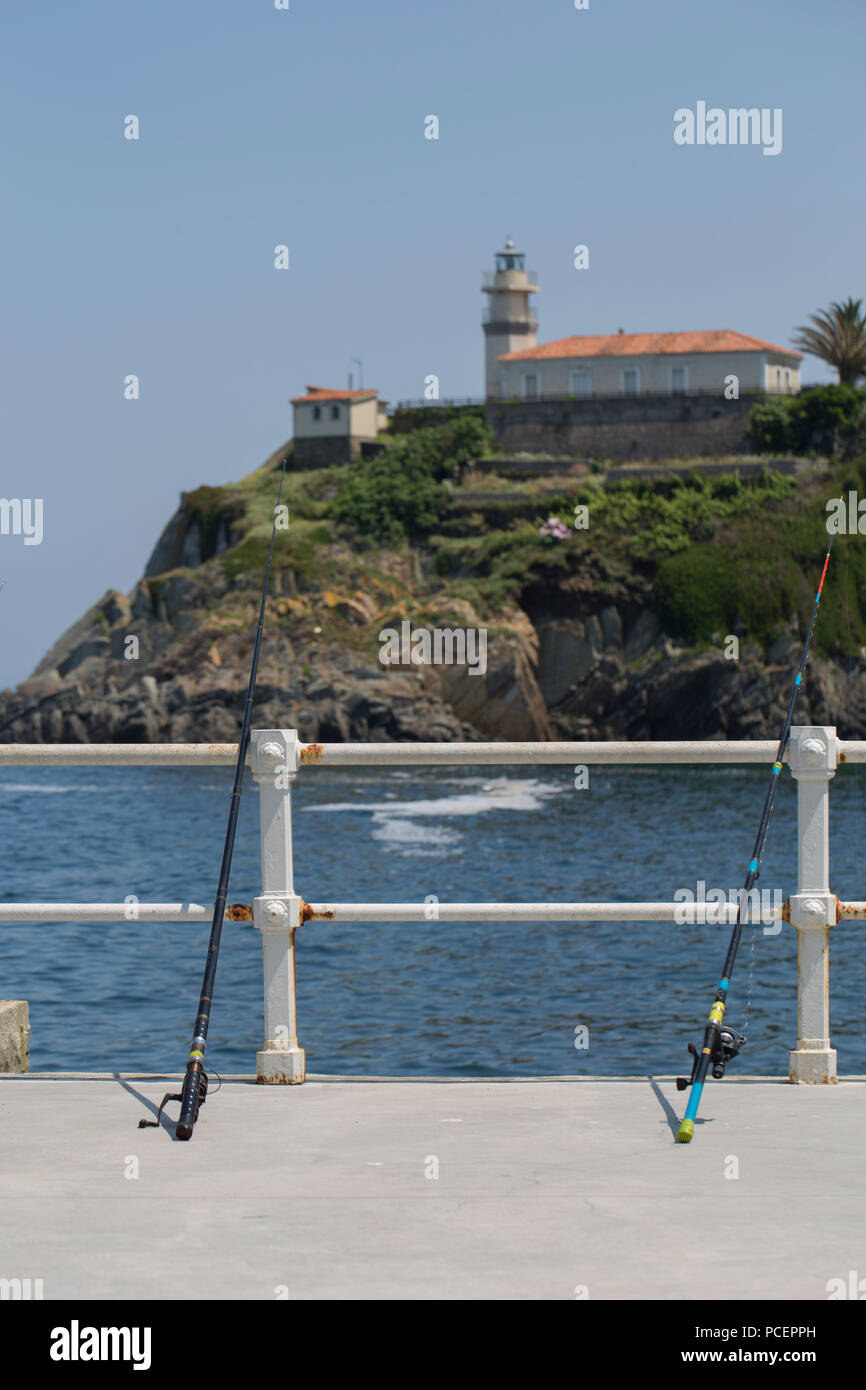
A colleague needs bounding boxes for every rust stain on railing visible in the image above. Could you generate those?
[299,900,335,922]
[300,743,325,765]
[226,903,253,921]
[835,897,865,921]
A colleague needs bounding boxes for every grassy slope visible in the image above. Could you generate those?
[171,435,866,665]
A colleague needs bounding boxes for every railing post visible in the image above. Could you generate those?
[787,725,838,1084]
[250,729,305,1084]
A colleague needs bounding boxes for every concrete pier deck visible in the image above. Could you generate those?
[1,1074,864,1301]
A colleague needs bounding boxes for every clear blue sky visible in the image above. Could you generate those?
[1,0,863,687]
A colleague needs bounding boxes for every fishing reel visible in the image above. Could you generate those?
[138,1071,209,1131]
[676,1024,747,1090]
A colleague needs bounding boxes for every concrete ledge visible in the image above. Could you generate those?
[0,1001,29,1072]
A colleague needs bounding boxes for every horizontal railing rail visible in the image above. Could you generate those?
[0,743,239,765]
[4,900,866,926]
[0,900,780,925]
[0,729,855,1083]
[4,739,866,766]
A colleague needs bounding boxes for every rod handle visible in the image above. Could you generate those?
[176,1064,203,1141]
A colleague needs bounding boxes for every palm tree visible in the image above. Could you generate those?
[792,298,866,385]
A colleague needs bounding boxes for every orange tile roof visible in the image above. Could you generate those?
[292,386,380,404]
[500,330,801,362]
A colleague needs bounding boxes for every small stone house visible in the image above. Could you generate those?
[291,387,388,468]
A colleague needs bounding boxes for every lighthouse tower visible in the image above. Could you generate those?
[481,238,539,399]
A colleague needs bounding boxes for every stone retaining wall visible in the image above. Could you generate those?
[292,436,365,469]
[486,393,756,461]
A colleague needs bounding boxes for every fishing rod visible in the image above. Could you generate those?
[140,462,287,1141]
[675,533,834,1143]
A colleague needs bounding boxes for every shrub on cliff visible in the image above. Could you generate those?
[747,384,865,456]
[332,445,445,544]
[331,415,492,543]
[745,398,795,455]
[654,535,807,649]
[396,414,493,481]
[389,403,488,435]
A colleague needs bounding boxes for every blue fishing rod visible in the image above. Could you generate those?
[676,535,834,1142]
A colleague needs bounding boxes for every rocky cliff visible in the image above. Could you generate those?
[3,433,866,745]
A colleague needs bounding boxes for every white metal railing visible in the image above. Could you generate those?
[0,727,857,1083]
[5,738,866,767]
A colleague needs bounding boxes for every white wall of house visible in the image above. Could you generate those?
[293,401,351,439]
[349,396,381,438]
[764,358,801,393]
[293,395,381,440]
[498,350,801,399]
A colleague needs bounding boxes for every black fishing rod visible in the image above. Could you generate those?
[141,462,287,1140]
[676,533,834,1142]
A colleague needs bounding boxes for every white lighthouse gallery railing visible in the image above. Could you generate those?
[0,726,862,1084]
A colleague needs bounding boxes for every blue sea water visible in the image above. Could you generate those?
[1,760,864,1077]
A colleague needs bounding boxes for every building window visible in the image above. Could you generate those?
[671,366,687,394]
[499,369,508,399]
[523,373,539,400]
[313,405,322,421]
[776,368,783,391]
[569,370,592,397]
[785,369,791,391]
[331,405,340,420]
[622,368,639,395]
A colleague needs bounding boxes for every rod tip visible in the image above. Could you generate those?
[677,1119,694,1144]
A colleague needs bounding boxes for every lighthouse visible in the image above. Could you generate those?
[481,238,539,399]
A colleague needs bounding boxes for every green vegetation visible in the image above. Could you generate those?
[331,415,493,544]
[221,521,333,581]
[652,457,866,654]
[389,403,488,434]
[429,468,811,621]
[331,450,445,545]
[793,298,866,386]
[173,413,866,666]
[183,485,245,562]
[574,469,797,558]
[654,539,805,649]
[747,384,865,456]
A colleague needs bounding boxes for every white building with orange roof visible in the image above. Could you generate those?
[291,386,388,468]
[496,329,802,401]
